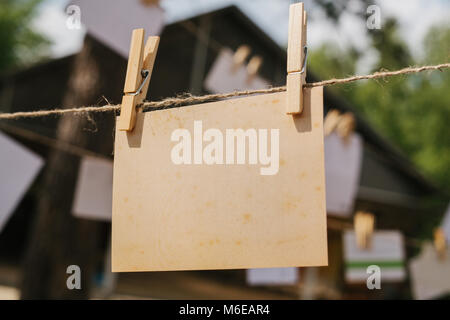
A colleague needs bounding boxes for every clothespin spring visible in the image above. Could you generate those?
[286,2,307,115]
[289,46,308,75]
[128,69,151,97]
[118,29,160,132]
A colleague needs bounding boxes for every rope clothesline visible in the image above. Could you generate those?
[0,63,448,120]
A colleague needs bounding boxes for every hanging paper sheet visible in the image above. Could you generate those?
[112,87,328,271]
[324,132,363,217]
[410,243,450,300]
[69,0,165,57]
[72,156,113,222]
[0,132,43,232]
[343,230,406,283]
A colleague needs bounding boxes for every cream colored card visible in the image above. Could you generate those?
[410,243,450,300]
[204,48,270,93]
[112,88,327,272]
[72,156,113,222]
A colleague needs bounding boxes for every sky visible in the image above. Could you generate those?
[33,0,449,73]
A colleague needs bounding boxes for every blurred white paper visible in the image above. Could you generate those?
[410,243,450,300]
[325,133,363,217]
[343,231,405,283]
[205,48,270,93]
[72,157,113,221]
[0,132,43,232]
[441,204,450,242]
[69,0,165,57]
[246,268,298,286]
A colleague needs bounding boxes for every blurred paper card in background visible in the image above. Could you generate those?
[0,132,44,233]
[204,48,270,93]
[72,157,113,222]
[343,231,405,283]
[69,0,165,57]
[246,268,299,286]
[324,133,362,217]
[410,243,450,300]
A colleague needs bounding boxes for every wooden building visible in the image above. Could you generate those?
[0,6,445,299]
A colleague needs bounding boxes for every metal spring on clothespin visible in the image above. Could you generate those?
[324,110,341,136]
[128,70,151,97]
[434,228,447,261]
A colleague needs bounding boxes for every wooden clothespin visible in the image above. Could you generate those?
[434,228,447,261]
[118,29,159,132]
[286,2,307,115]
[336,112,356,142]
[246,56,263,84]
[354,211,375,250]
[232,45,251,73]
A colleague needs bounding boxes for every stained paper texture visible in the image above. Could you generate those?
[72,157,113,222]
[0,132,43,232]
[410,243,450,300]
[70,0,165,57]
[324,133,362,217]
[343,231,406,283]
[204,49,270,93]
[246,268,299,286]
[112,88,328,271]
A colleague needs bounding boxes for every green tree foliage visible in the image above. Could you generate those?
[0,0,50,72]
[310,23,450,193]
